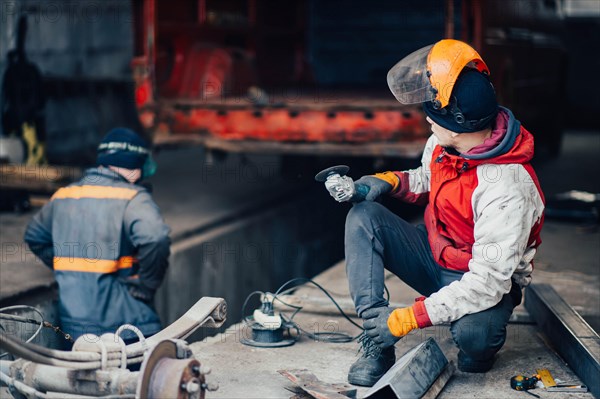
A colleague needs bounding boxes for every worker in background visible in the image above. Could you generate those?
[324,40,545,386]
[1,15,47,165]
[24,128,171,342]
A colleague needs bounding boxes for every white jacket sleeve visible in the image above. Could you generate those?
[423,163,544,325]
[391,134,438,204]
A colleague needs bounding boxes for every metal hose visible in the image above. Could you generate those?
[0,334,114,370]
[2,368,135,399]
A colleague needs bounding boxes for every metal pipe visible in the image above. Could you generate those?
[1,297,226,368]
[15,342,103,362]
[1,369,48,398]
[0,306,45,343]
[3,368,135,399]
[0,359,12,379]
[19,361,139,397]
[0,313,39,324]
[45,393,135,399]
[0,334,119,370]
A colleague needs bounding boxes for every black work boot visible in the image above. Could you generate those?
[348,333,396,387]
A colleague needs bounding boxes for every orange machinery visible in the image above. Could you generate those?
[131,0,566,159]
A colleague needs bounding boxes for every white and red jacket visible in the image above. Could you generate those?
[384,107,545,327]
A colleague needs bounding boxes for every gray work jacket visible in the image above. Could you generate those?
[24,167,171,340]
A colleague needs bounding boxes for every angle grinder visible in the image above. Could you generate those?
[241,298,298,348]
[315,165,370,202]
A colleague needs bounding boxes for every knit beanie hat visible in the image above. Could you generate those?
[96,128,150,170]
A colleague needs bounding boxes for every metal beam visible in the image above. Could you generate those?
[364,338,449,399]
[525,284,600,398]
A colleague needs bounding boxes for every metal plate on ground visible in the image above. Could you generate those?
[279,369,357,399]
[364,338,448,399]
[525,284,600,398]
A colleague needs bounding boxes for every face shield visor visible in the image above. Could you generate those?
[386,40,490,109]
[386,45,435,105]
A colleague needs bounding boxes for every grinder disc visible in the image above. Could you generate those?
[315,165,350,182]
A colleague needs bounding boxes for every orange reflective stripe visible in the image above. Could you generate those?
[117,256,136,269]
[54,256,135,273]
[51,185,137,201]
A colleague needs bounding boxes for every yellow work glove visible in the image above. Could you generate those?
[363,305,419,348]
[387,307,419,338]
[373,171,400,192]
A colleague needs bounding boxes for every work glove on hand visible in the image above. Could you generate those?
[363,306,419,349]
[127,283,155,304]
[352,175,394,202]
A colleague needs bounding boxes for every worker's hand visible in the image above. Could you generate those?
[352,175,393,202]
[363,306,419,348]
[127,283,155,304]
[362,307,400,348]
[324,175,356,202]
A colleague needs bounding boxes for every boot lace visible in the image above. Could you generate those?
[357,332,382,358]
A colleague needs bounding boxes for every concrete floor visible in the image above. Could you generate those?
[531,130,600,331]
[189,262,594,399]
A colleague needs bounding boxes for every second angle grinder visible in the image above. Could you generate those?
[241,298,298,348]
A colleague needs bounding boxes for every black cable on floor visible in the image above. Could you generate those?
[241,277,378,343]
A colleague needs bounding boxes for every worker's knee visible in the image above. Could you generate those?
[345,201,387,232]
[451,317,507,360]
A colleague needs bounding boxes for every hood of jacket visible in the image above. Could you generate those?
[442,107,535,170]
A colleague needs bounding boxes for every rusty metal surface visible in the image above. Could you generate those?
[278,369,356,399]
[133,0,565,156]
[157,104,429,145]
[0,297,225,398]
[2,340,211,399]
[137,340,207,399]
[14,359,138,397]
[154,133,427,158]
[161,91,415,109]
[149,358,203,399]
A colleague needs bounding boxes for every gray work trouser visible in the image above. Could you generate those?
[344,201,522,371]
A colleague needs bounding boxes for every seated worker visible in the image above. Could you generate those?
[324,40,545,386]
[24,128,171,341]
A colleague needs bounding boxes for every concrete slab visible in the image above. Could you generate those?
[189,261,594,398]
[187,172,600,399]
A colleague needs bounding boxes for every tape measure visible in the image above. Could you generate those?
[536,368,556,388]
[510,375,539,391]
